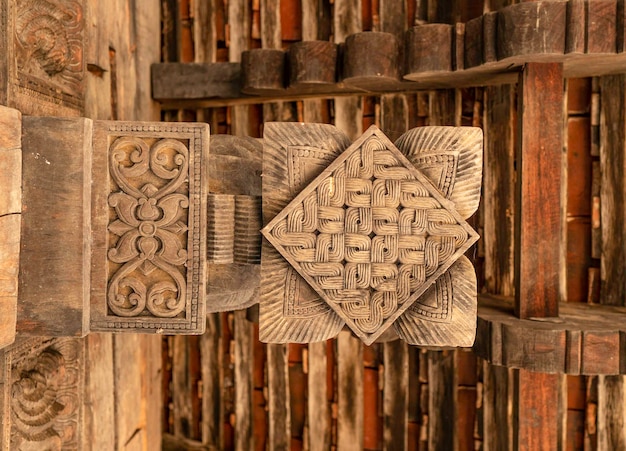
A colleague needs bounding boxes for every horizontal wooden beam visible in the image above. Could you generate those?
[152,1,626,107]
[474,295,626,375]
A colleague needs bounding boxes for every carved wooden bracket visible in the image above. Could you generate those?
[3,103,482,347]
[260,123,482,346]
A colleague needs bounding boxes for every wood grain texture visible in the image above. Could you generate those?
[383,340,408,450]
[428,350,455,451]
[475,295,626,375]
[0,106,21,349]
[515,370,563,451]
[515,63,564,319]
[337,330,364,450]
[234,311,254,451]
[483,84,515,297]
[599,75,626,306]
[267,344,290,450]
[597,375,626,450]
[18,116,92,337]
[201,315,223,448]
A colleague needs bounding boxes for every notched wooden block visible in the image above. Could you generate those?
[0,0,85,115]
[1,337,85,449]
[260,123,482,346]
[206,135,263,313]
[90,122,208,334]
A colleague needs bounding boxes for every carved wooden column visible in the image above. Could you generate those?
[260,123,482,346]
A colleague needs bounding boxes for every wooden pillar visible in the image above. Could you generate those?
[513,62,565,451]
[514,62,564,319]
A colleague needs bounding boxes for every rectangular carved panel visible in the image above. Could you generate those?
[90,121,208,334]
[0,0,85,116]
[1,337,85,450]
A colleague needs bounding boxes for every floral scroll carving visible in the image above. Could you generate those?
[90,122,208,334]
[260,123,482,346]
[4,338,83,450]
[9,0,85,114]
[107,137,190,319]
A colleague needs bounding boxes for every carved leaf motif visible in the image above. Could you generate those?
[395,126,483,219]
[260,123,351,343]
[394,256,477,347]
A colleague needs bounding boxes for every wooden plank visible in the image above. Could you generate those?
[428,350,455,451]
[586,0,617,54]
[0,106,20,349]
[475,295,626,375]
[599,74,626,306]
[597,375,626,450]
[566,0,586,54]
[384,341,408,450]
[483,84,515,297]
[267,344,291,450]
[17,116,92,336]
[496,2,566,60]
[514,370,562,451]
[234,311,254,451]
[337,330,364,450]
[307,342,331,451]
[84,334,115,451]
[151,63,242,100]
[515,63,564,319]
[201,314,223,448]
[193,0,217,63]
[114,336,148,450]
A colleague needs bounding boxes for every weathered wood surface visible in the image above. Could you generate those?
[17,116,92,337]
[515,62,563,319]
[152,0,626,108]
[475,295,626,375]
[599,74,626,306]
[0,0,86,116]
[2,337,86,450]
[0,106,21,349]
[515,370,563,451]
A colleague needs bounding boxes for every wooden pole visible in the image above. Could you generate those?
[514,62,564,319]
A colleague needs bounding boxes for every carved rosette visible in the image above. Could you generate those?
[3,338,83,450]
[261,124,482,346]
[9,0,85,114]
[90,122,208,334]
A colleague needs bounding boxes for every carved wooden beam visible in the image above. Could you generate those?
[474,295,626,375]
[152,1,626,108]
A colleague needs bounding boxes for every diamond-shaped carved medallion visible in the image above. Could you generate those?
[262,126,479,344]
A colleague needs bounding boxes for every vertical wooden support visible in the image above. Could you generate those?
[514,370,562,451]
[337,330,364,450]
[234,311,254,451]
[512,62,565,451]
[515,62,564,319]
[0,106,20,349]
